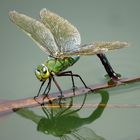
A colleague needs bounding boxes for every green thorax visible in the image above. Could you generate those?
[45,56,80,74]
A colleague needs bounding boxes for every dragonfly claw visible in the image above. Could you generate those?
[34,96,43,105]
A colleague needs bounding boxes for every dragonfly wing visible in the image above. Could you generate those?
[63,127,105,140]
[9,11,59,57]
[58,41,129,57]
[40,8,81,55]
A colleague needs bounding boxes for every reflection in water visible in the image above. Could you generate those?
[15,90,109,140]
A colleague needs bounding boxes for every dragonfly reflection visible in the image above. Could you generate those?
[15,90,109,140]
[9,9,128,98]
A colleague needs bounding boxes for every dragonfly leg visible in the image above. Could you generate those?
[55,97,73,117]
[52,76,64,105]
[41,104,51,119]
[97,53,120,80]
[43,77,52,95]
[57,71,76,95]
[60,93,87,117]
[70,73,94,92]
[57,71,93,93]
[52,77,63,96]
[34,81,46,105]
[34,79,52,105]
[34,81,45,99]
[42,78,52,104]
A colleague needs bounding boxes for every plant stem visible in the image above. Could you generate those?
[0,76,140,116]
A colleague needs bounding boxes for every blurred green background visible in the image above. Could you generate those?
[0,0,140,140]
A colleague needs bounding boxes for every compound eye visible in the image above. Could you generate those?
[42,65,48,74]
[35,69,40,75]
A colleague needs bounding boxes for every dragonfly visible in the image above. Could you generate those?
[9,8,128,98]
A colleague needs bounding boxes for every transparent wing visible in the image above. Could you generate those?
[57,41,129,58]
[9,11,59,57]
[40,8,81,54]
[62,127,105,140]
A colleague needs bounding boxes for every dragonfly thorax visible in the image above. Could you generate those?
[35,56,80,81]
[45,56,80,74]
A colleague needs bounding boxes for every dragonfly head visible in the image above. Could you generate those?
[35,64,50,81]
